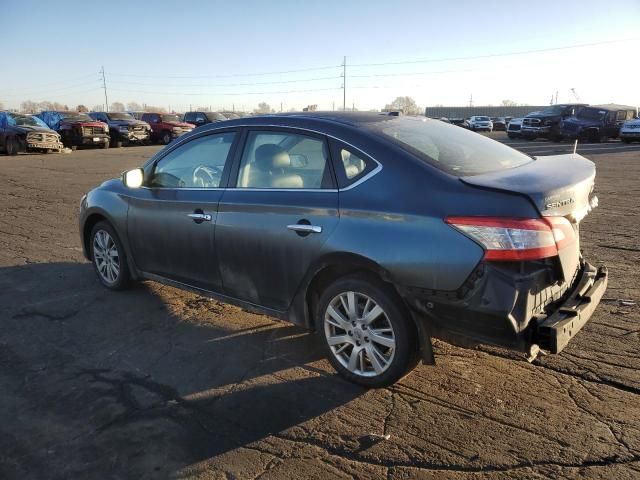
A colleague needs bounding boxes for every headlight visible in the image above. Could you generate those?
[103,124,109,133]
[119,126,129,132]
[172,127,181,132]
[544,120,552,126]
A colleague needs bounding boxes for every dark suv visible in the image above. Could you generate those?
[79,112,607,387]
[561,105,637,142]
[89,112,152,147]
[183,111,229,127]
[521,104,586,141]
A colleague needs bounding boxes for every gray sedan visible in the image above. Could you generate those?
[79,112,607,387]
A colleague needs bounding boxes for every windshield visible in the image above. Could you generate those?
[475,116,490,121]
[161,114,181,123]
[60,112,93,122]
[373,117,533,176]
[539,106,563,115]
[107,112,134,121]
[11,114,48,128]
[576,108,606,121]
[223,112,240,119]
[206,112,227,121]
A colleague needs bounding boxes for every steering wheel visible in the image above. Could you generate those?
[192,165,223,188]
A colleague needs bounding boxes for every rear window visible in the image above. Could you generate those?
[372,117,533,176]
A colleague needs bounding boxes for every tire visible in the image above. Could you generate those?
[5,136,18,156]
[89,221,131,290]
[102,141,110,149]
[70,145,78,151]
[622,138,631,144]
[110,136,123,148]
[507,134,515,139]
[161,131,172,145]
[316,273,418,388]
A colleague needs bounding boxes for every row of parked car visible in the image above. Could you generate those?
[437,103,639,143]
[0,109,247,155]
[505,104,639,143]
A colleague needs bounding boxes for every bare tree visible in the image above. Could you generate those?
[92,105,104,112]
[145,105,167,113]
[77,105,88,112]
[253,102,274,114]
[501,99,518,107]
[0,100,4,110]
[126,101,142,111]
[110,102,125,112]
[20,100,38,113]
[384,96,421,115]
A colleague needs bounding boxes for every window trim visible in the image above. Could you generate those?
[142,128,240,190]
[229,127,338,191]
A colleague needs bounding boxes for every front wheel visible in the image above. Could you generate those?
[90,221,131,290]
[317,274,418,387]
[5,136,18,155]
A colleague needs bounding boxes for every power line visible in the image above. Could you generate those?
[349,37,636,68]
[0,73,98,94]
[108,64,341,79]
[108,86,341,96]
[107,75,341,88]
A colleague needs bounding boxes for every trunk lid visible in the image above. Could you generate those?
[460,154,598,282]
[460,154,597,221]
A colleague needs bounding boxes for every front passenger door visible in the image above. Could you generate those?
[127,130,238,290]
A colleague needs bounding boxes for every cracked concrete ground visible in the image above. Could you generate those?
[0,138,638,479]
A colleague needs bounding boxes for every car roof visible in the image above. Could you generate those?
[196,111,403,133]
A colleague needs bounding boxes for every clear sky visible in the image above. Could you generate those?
[1,0,638,112]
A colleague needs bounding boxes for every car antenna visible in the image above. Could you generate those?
[573,139,578,155]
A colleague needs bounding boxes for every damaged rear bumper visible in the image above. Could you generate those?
[402,260,607,359]
[536,263,607,353]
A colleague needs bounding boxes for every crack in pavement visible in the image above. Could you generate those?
[273,433,640,473]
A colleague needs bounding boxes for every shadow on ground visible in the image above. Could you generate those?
[0,262,364,479]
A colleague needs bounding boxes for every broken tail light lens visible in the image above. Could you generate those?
[445,216,575,261]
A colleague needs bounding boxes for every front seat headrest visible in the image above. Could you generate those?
[255,144,291,171]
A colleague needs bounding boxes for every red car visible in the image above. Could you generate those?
[37,111,110,149]
[140,113,194,144]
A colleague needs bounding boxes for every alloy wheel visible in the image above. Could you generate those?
[324,291,396,377]
[93,230,120,284]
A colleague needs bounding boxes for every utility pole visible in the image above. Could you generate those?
[280,101,283,112]
[469,94,473,107]
[100,66,109,112]
[332,101,335,111]
[342,56,346,111]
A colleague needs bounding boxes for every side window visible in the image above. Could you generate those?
[340,149,367,179]
[607,111,617,123]
[196,113,207,122]
[330,141,376,188]
[237,131,332,189]
[184,112,195,122]
[617,110,630,121]
[149,132,236,188]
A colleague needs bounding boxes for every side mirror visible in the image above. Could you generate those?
[123,168,144,188]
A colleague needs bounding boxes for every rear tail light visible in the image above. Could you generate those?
[445,216,575,261]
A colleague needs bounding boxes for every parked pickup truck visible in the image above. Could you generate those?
[0,111,63,155]
[561,104,637,143]
[38,111,109,149]
[141,113,194,144]
[89,112,151,147]
[522,104,586,141]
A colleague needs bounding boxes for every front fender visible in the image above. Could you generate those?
[80,184,136,277]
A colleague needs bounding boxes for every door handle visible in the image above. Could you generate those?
[287,224,322,234]
[188,213,212,222]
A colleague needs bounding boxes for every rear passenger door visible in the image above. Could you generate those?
[215,128,339,310]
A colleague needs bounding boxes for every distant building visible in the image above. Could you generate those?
[303,104,318,112]
[425,105,548,119]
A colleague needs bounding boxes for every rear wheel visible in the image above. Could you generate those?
[89,221,131,290]
[161,131,172,144]
[317,274,418,387]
